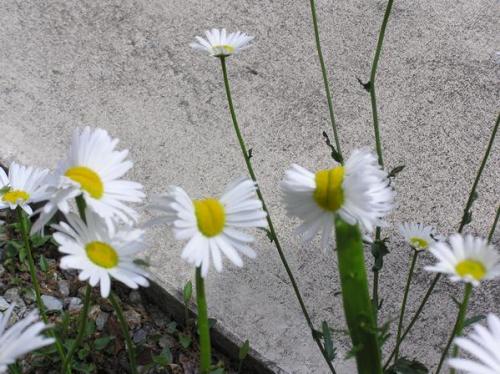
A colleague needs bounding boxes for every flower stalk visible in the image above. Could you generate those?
[308,0,342,160]
[195,267,211,373]
[218,56,336,373]
[110,292,137,374]
[393,249,418,362]
[335,217,382,374]
[435,283,473,373]
[16,206,67,365]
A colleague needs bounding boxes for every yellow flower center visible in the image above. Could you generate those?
[313,166,345,212]
[85,241,119,269]
[65,166,104,199]
[193,198,226,237]
[212,44,235,54]
[409,237,429,250]
[455,259,486,281]
[2,189,30,204]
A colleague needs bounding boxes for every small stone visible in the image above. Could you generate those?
[124,309,141,329]
[58,280,70,297]
[158,335,176,349]
[129,290,141,304]
[4,288,26,316]
[133,328,147,343]
[96,312,109,331]
[0,264,5,276]
[66,297,82,312]
[41,295,63,311]
[22,289,36,305]
[0,296,9,311]
[89,305,101,319]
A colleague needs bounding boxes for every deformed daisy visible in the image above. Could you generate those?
[425,233,500,286]
[31,127,144,233]
[0,162,50,216]
[398,222,436,251]
[151,178,267,277]
[281,148,394,250]
[0,304,54,372]
[448,313,500,373]
[190,28,254,57]
[52,208,149,298]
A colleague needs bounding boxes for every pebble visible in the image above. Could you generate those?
[0,296,9,311]
[41,295,63,311]
[0,264,5,277]
[133,328,147,343]
[66,297,82,312]
[129,290,141,304]
[96,311,109,331]
[58,280,70,297]
[158,335,177,349]
[124,309,141,329]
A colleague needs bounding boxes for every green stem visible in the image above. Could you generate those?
[394,250,418,363]
[372,227,382,323]
[435,283,473,374]
[219,56,337,373]
[488,205,499,242]
[16,207,67,365]
[195,267,211,373]
[384,113,499,366]
[110,292,137,374]
[309,0,343,160]
[62,285,91,373]
[335,217,382,374]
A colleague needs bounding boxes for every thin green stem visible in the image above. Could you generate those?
[219,56,336,373]
[372,227,382,322]
[394,250,418,363]
[368,0,394,168]
[195,267,211,373]
[16,207,67,365]
[110,292,137,374]
[62,285,91,374]
[435,283,473,374]
[488,205,499,242]
[309,0,342,160]
[384,113,499,366]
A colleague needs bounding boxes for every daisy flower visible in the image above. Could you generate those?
[151,178,267,277]
[31,127,144,233]
[280,148,394,250]
[425,233,500,286]
[52,208,149,298]
[0,162,50,216]
[398,222,436,251]
[0,305,54,372]
[190,28,254,57]
[448,313,500,373]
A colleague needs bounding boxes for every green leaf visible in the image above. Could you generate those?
[39,255,49,273]
[94,335,114,350]
[388,165,405,178]
[133,258,150,267]
[386,357,428,373]
[239,340,250,360]
[208,318,217,329]
[464,314,486,328]
[322,131,343,163]
[166,321,177,334]
[178,334,191,348]
[153,347,173,367]
[84,320,96,338]
[371,238,390,272]
[321,321,336,362]
[31,234,51,248]
[183,281,193,304]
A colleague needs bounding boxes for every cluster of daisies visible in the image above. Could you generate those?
[0,27,498,373]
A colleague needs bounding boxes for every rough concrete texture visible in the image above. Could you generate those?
[0,0,499,372]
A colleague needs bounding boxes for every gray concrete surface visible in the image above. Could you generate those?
[1,0,499,372]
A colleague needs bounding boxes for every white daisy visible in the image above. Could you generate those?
[425,233,500,286]
[280,148,394,250]
[0,305,54,372]
[398,222,436,251]
[448,313,500,374]
[151,178,267,277]
[190,28,254,57]
[52,208,149,298]
[0,162,50,216]
[31,127,144,233]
